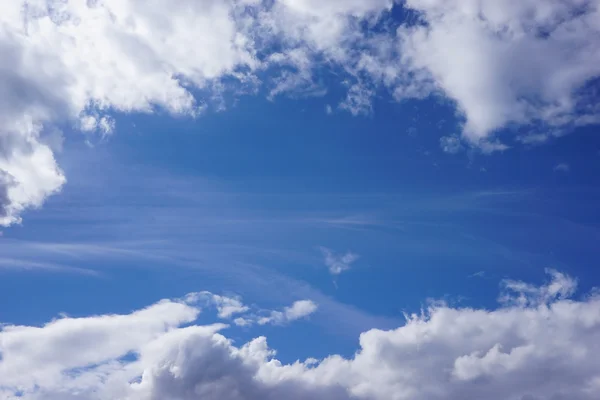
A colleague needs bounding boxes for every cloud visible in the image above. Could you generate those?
[185,291,317,327]
[233,300,318,327]
[440,135,463,154]
[2,270,600,399]
[338,84,375,116]
[187,292,250,319]
[554,163,570,172]
[397,0,600,144]
[499,268,577,307]
[256,300,318,326]
[0,0,258,226]
[0,298,201,390]
[1,0,599,225]
[468,271,486,279]
[320,247,359,276]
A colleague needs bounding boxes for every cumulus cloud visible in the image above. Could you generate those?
[0,0,251,225]
[1,0,599,225]
[398,0,600,144]
[2,270,600,399]
[320,247,359,276]
[233,300,318,327]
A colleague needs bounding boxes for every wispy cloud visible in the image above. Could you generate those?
[319,247,359,276]
[235,300,318,327]
[185,291,317,328]
[440,135,463,154]
[0,257,99,276]
[186,292,249,319]
[553,163,570,172]
[468,271,486,279]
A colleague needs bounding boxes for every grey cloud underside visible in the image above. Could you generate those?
[0,171,10,218]
[1,271,600,399]
[1,0,600,225]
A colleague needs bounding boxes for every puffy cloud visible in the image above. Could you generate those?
[320,246,359,276]
[0,298,200,391]
[2,270,600,399]
[268,0,393,53]
[0,0,259,226]
[1,0,599,225]
[397,0,600,144]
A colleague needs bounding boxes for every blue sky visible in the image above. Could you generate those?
[3,94,600,358]
[2,1,600,399]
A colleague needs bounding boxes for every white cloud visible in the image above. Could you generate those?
[338,84,375,116]
[187,292,250,319]
[268,0,393,55]
[0,298,200,390]
[257,300,318,326]
[2,270,600,399]
[554,163,570,172]
[233,300,318,327]
[397,0,600,144]
[0,0,259,226]
[185,291,317,327]
[320,247,359,276]
[440,135,463,154]
[499,268,577,307]
[1,0,599,225]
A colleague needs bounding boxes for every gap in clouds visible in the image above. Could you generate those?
[2,118,599,357]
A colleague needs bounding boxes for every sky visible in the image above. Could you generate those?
[1,0,600,399]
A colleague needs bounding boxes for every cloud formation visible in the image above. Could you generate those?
[398,0,600,144]
[254,299,318,326]
[440,135,464,154]
[187,292,250,319]
[1,270,600,400]
[554,163,571,172]
[186,291,318,327]
[320,247,359,276]
[1,0,599,225]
